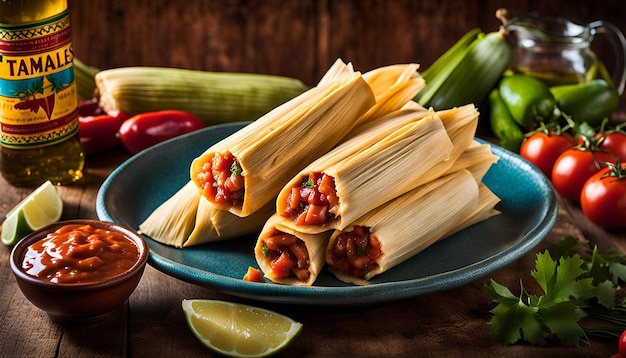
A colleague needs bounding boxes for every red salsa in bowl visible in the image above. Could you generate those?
[10,220,148,325]
[22,224,140,284]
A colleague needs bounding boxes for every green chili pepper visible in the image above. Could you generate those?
[550,79,619,128]
[488,88,525,152]
[499,74,557,130]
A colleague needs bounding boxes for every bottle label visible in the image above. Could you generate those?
[0,10,78,148]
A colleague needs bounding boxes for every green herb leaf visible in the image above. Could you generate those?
[549,236,584,258]
[532,251,594,304]
[489,299,543,344]
[610,262,626,284]
[483,280,545,345]
[596,280,616,309]
[262,242,270,257]
[483,279,519,304]
[483,242,603,347]
[539,300,587,346]
[230,161,242,177]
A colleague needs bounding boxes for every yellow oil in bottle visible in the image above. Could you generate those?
[0,0,84,187]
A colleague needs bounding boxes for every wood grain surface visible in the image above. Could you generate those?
[68,0,626,88]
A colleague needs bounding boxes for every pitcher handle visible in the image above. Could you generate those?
[589,20,626,95]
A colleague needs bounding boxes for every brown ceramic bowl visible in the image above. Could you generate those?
[10,219,148,325]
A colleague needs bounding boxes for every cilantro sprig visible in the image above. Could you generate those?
[483,236,626,347]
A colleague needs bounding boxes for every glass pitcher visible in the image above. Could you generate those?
[498,9,626,95]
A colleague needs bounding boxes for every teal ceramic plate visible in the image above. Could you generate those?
[97,122,557,305]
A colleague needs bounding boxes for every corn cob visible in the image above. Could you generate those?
[414,28,481,106]
[415,28,512,110]
[95,67,309,126]
[73,58,99,101]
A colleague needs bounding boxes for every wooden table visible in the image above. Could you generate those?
[1,139,624,357]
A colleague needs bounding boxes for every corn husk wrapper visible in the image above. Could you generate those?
[437,142,501,237]
[190,60,376,217]
[138,181,274,248]
[276,110,454,234]
[442,183,501,238]
[358,64,425,125]
[184,198,275,246]
[444,140,498,181]
[138,181,200,248]
[254,214,333,286]
[326,169,480,285]
[407,104,480,186]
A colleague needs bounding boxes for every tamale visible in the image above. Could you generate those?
[275,110,454,233]
[254,214,332,286]
[326,169,480,285]
[190,60,376,217]
[138,60,429,247]
[324,137,501,285]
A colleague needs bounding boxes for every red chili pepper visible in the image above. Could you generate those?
[118,110,205,154]
[79,112,130,155]
[77,98,104,117]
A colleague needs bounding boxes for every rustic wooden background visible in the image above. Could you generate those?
[68,0,626,96]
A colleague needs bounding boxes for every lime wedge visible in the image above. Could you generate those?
[1,181,63,246]
[182,299,302,358]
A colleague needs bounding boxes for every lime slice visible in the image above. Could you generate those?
[1,181,63,246]
[182,299,302,358]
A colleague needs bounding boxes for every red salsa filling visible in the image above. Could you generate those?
[329,226,382,279]
[262,230,310,282]
[242,266,265,283]
[279,172,339,225]
[196,151,244,206]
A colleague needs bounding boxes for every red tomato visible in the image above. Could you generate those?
[519,132,574,179]
[118,110,204,154]
[270,251,295,278]
[581,165,626,228]
[619,328,626,358]
[551,149,615,202]
[599,132,626,162]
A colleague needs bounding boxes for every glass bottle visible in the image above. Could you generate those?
[0,0,84,187]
